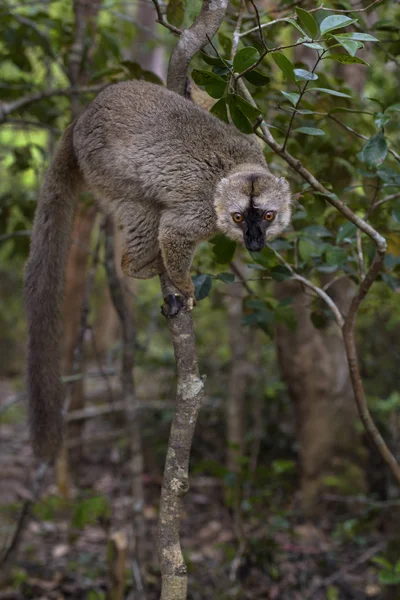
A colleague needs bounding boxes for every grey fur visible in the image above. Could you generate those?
[24,80,291,459]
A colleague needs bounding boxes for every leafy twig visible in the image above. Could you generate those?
[240,0,383,37]
[282,51,325,151]
[151,0,182,36]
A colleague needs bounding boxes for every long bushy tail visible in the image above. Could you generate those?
[24,124,83,460]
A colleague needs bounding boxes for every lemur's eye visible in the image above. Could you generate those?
[264,210,276,222]
[232,213,243,223]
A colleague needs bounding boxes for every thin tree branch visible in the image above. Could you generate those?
[0,464,49,574]
[0,84,108,121]
[151,0,181,35]
[282,52,324,151]
[0,230,31,242]
[229,260,254,296]
[268,247,345,328]
[356,230,365,279]
[231,0,246,60]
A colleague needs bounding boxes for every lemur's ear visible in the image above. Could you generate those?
[277,177,290,197]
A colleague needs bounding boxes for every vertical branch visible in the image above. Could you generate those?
[167,0,229,95]
[158,278,205,600]
[60,0,100,469]
[157,2,228,598]
[226,260,251,473]
[104,218,145,595]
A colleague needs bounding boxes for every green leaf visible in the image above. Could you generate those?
[10,50,31,72]
[211,235,237,263]
[200,51,228,66]
[270,266,292,281]
[281,91,300,106]
[101,29,121,59]
[333,37,363,56]
[334,32,379,42]
[311,311,327,329]
[210,98,229,123]
[381,273,400,291]
[295,7,319,38]
[90,66,125,82]
[283,18,310,38]
[294,127,326,136]
[303,42,324,50]
[251,247,278,269]
[72,496,110,529]
[212,65,230,77]
[215,272,235,283]
[233,46,260,72]
[272,458,296,473]
[324,54,369,66]
[392,207,400,223]
[205,83,226,99]
[302,225,333,238]
[121,61,164,84]
[320,15,358,35]
[191,69,225,86]
[386,103,400,112]
[377,167,400,184]
[229,93,262,120]
[337,222,356,243]
[371,556,393,570]
[243,70,270,86]
[229,103,253,134]
[361,131,388,168]
[166,0,184,27]
[294,68,318,81]
[193,273,213,301]
[374,112,390,128]
[298,239,318,261]
[307,87,352,98]
[287,108,315,115]
[191,69,226,98]
[325,245,346,266]
[272,52,295,82]
[326,586,339,600]
[368,97,385,109]
[379,571,400,586]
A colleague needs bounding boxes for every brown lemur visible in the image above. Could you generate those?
[24,80,292,459]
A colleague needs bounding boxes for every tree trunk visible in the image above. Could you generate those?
[226,263,252,473]
[57,0,100,483]
[276,279,367,514]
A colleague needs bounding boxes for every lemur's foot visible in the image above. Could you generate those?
[161,294,195,318]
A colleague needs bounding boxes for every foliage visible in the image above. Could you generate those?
[1,0,400,597]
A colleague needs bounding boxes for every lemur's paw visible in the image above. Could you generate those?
[161,294,195,318]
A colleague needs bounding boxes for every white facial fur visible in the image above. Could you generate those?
[214,169,292,245]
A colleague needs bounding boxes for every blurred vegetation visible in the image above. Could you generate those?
[1,0,400,598]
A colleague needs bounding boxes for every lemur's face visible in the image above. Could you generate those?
[214,171,292,251]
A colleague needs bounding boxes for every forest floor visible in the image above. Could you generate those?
[0,375,392,600]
